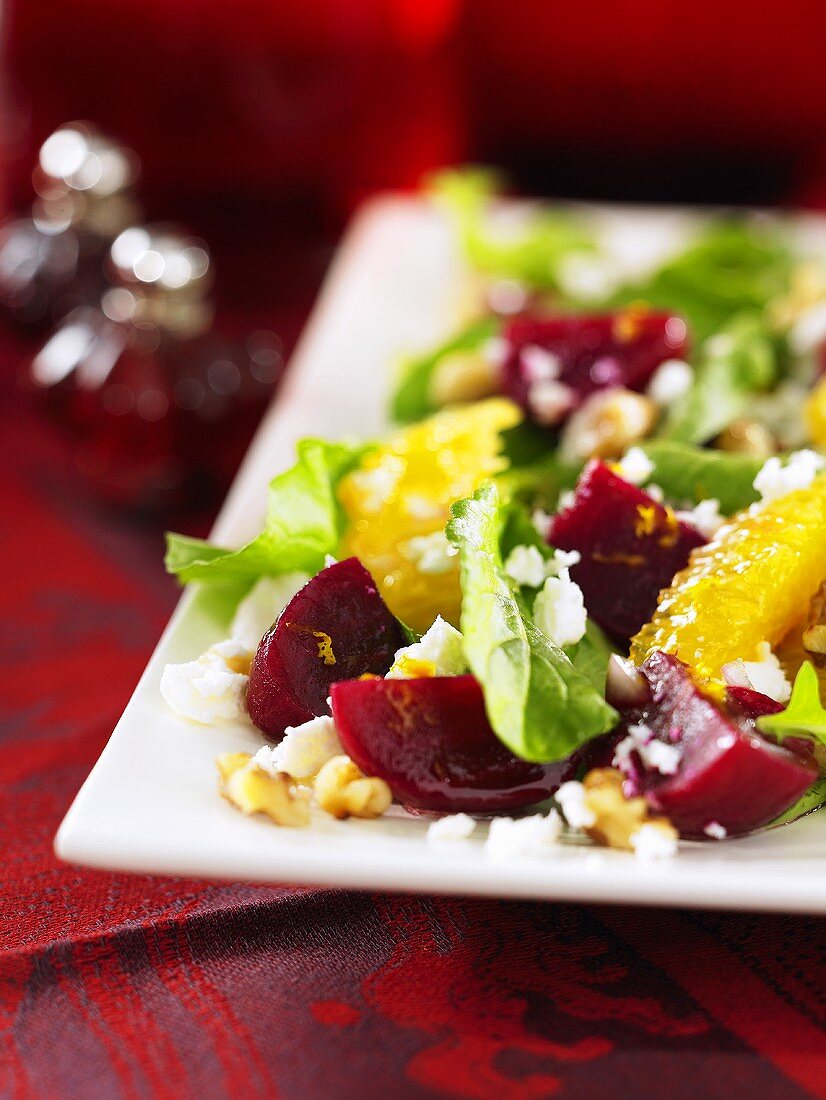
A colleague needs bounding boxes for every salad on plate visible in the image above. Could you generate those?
[160,171,826,862]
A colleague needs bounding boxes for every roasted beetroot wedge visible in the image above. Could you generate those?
[618,652,816,837]
[331,674,574,813]
[550,460,706,640]
[501,310,688,425]
[247,557,406,741]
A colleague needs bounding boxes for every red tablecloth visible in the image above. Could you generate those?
[1,344,825,1100]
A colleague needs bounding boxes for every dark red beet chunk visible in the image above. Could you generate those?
[502,310,688,425]
[247,557,406,742]
[331,674,574,813]
[550,460,706,641]
[726,685,785,721]
[617,652,816,837]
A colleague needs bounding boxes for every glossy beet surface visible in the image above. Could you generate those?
[247,558,406,741]
[331,675,575,813]
[622,652,816,837]
[550,460,706,640]
[501,310,688,422]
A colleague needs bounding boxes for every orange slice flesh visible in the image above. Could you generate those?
[631,476,826,683]
[338,398,521,633]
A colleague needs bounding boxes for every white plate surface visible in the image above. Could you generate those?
[56,196,826,913]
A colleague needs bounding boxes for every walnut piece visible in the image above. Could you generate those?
[217,752,310,827]
[314,755,392,820]
[581,768,677,852]
[428,350,499,407]
[559,388,658,462]
[803,581,826,666]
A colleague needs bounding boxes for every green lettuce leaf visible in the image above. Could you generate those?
[769,778,826,828]
[758,662,826,762]
[391,317,499,424]
[430,168,595,288]
[446,483,617,763]
[657,313,779,445]
[639,441,762,514]
[612,220,792,343]
[165,438,368,586]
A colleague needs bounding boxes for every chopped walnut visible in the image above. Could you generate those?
[217,752,310,827]
[314,755,392,820]
[559,388,658,462]
[716,419,776,459]
[580,768,677,852]
[428,350,499,407]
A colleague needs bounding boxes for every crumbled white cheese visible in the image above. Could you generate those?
[722,642,791,703]
[504,544,548,588]
[647,358,693,407]
[323,554,339,568]
[704,333,735,357]
[613,723,681,777]
[347,462,400,513]
[427,813,477,843]
[717,733,736,750]
[483,336,509,367]
[254,715,342,780]
[401,530,458,575]
[521,344,562,383]
[487,279,529,315]
[703,820,728,840]
[555,781,596,829]
[615,446,654,486]
[527,379,575,426]
[630,823,678,860]
[484,811,562,860]
[556,253,622,301]
[646,483,665,503]
[789,300,826,354]
[675,498,725,539]
[557,489,576,512]
[160,639,251,725]
[230,573,310,651]
[387,616,467,679]
[753,449,825,504]
[533,569,587,648]
[531,509,554,540]
[404,493,444,521]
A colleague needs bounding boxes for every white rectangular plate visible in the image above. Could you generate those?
[56,196,826,913]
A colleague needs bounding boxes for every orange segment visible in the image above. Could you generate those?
[338,398,520,632]
[805,376,826,449]
[631,476,826,682]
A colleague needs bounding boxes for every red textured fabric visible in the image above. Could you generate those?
[1,347,825,1100]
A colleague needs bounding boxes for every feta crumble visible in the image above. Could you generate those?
[230,572,310,651]
[556,253,622,301]
[613,723,681,778]
[401,531,458,575]
[427,813,477,843]
[629,823,678,860]
[484,811,562,860]
[533,567,587,648]
[527,379,576,426]
[521,344,562,383]
[615,446,654,486]
[753,449,825,504]
[722,641,791,703]
[387,616,467,679]
[531,509,554,540]
[647,358,693,407]
[160,639,251,725]
[703,820,728,840]
[253,715,342,780]
[675,498,725,539]
[504,544,548,588]
[555,781,596,829]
